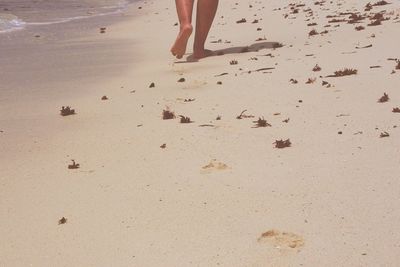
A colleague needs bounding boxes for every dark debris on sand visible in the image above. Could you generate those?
[162,108,176,120]
[380,131,390,138]
[309,29,319,36]
[60,106,75,116]
[313,64,322,72]
[252,117,272,128]
[58,217,67,225]
[327,68,358,77]
[236,110,255,119]
[274,139,292,148]
[378,93,389,103]
[68,160,80,169]
[179,115,193,123]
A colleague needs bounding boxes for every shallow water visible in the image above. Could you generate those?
[0,0,135,33]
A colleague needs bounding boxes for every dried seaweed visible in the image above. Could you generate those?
[328,18,347,23]
[348,14,366,24]
[290,78,298,84]
[255,36,267,41]
[236,18,247,23]
[380,131,390,138]
[255,67,275,72]
[309,29,318,36]
[215,72,229,77]
[58,217,67,225]
[378,93,389,103]
[396,60,400,70]
[177,78,186,82]
[179,115,193,123]
[274,139,292,148]
[306,78,316,84]
[101,95,108,100]
[160,143,166,149]
[230,60,238,65]
[252,117,271,128]
[327,68,358,77]
[162,108,176,120]
[322,81,331,87]
[60,106,75,116]
[356,44,372,49]
[68,160,80,169]
[368,19,382,26]
[236,110,255,119]
[392,107,400,113]
[312,64,321,71]
[149,82,155,88]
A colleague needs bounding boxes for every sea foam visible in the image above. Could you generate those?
[0,13,26,33]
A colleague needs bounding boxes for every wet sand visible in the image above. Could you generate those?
[1,0,400,266]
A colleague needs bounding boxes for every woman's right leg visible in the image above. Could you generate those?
[171,0,195,59]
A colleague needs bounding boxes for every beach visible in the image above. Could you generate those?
[1,0,400,266]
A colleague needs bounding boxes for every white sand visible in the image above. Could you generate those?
[1,0,400,266]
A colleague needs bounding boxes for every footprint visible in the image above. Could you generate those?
[201,159,229,173]
[183,80,207,90]
[258,230,304,250]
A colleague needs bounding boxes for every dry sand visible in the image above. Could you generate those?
[1,0,400,266]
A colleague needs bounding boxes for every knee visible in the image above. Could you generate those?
[180,23,193,32]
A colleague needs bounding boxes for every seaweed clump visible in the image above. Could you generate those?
[162,108,176,120]
[252,117,271,128]
[60,106,75,116]
[327,68,358,77]
[274,139,292,148]
[236,110,255,119]
[380,132,390,138]
[179,115,193,123]
[58,217,67,225]
[378,93,389,103]
[312,64,321,72]
[306,78,316,84]
[308,29,318,36]
[68,160,80,169]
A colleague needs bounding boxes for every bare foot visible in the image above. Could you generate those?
[171,25,193,59]
[193,49,214,59]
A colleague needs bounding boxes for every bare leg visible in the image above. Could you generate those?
[193,0,219,59]
[171,0,194,59]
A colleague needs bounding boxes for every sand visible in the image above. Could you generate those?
[1,0,400,266]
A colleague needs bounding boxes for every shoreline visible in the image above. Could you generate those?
[1,0,400,266]
[0,0,137,34]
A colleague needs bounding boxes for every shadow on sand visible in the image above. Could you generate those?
[175,41,283,63]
